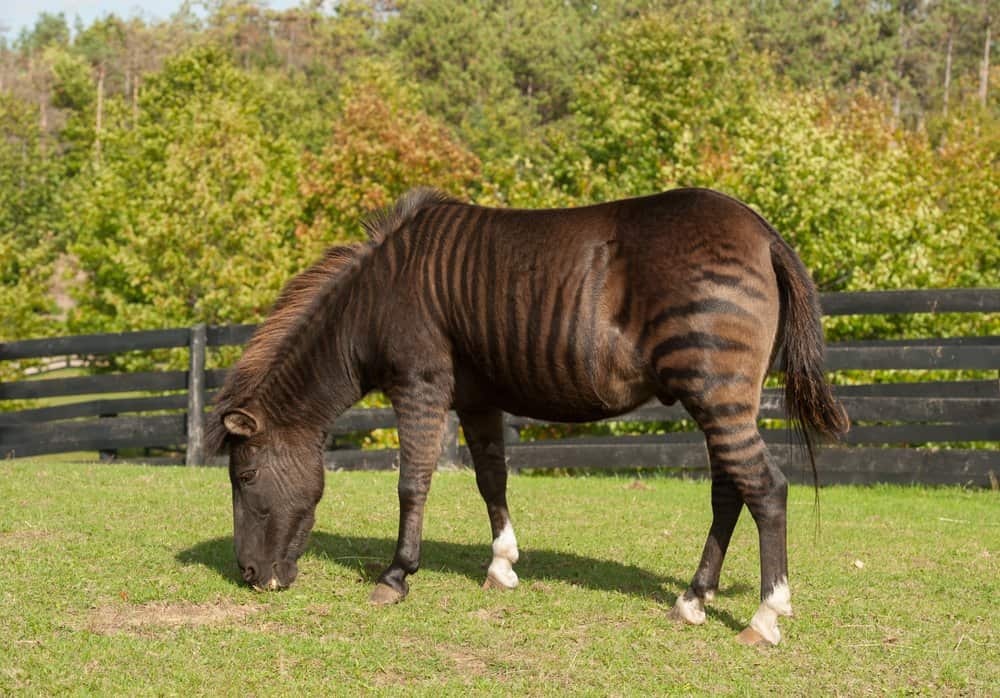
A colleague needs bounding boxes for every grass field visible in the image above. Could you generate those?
[1,460,997,695]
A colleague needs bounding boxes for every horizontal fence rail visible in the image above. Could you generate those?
[2,288,998,485]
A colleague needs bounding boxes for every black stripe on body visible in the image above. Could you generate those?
[703,423,758,439]
[436,207,469,330]
[450,208,478,344]
[483,214,504,382]
[711,433,764,455]
[503,250,523,392]
[524,269,545,392]
[544,276,569,396]
[708,255,770,285]
[657,368,753,402]
[710,450,774,492]
[418,206,449,325]
[640,298,753,348]
[584,247,609,399]
[649,298,752,325]
[651,332,751,365]
[461,209,486,357]
[563,278,589,396]
[696,270,768,301]
[386,222,406,280]
[685,402,758,433]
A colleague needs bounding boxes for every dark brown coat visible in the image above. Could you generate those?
[209,187,847,644]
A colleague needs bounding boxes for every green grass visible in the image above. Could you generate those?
[1,461,997,696]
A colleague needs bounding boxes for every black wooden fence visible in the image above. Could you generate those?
[2,289,998,486]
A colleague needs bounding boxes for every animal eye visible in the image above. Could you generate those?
[238,469,258,485]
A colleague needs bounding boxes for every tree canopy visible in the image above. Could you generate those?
[0,0,996,342]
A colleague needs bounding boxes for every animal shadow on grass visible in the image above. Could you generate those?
[176,532,746,631]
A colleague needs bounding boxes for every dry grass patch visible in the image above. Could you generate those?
[0,529,58,549]
[85,598,261,636]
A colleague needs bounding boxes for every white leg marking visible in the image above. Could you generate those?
[486,522,519,589]
[672,593,706,625]
[748,579,792,645]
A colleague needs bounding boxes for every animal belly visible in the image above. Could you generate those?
[463,339,652,423]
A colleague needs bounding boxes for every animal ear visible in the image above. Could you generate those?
[222,408,261,438]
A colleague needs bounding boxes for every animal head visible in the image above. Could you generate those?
[218,407,325,591]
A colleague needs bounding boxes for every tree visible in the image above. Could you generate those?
[0,94,59,340]
[386,0,602,157]
[550,6,768,201]
[298,69,480,258]
[66,48,305,332]
[533,7,998,341]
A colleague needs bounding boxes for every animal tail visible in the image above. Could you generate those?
[769,235,850,487]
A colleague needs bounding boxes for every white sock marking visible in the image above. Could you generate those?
[487,522,519,588]
[672,593,706,625]
[748,578,792,645]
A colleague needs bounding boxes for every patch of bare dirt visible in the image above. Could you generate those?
[441,646,488,676]
[468,606,512,624]
[86,599,261,636]
[626,480,652,490]
[370,668,412,688]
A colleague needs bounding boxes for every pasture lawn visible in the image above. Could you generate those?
[1,461,997,696]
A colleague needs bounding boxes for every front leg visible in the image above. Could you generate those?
[457,407,520,590]
[370,396,449,605]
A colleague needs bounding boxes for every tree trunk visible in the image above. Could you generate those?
[943,24,953,116]
[981,10,992,107]
[893,1,907,126]
[132,76,140,126]
[95,63,105,165]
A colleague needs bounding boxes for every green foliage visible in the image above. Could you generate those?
[386,0,600,157]
[15,12,70,51]
[524,8,997,339]
[298,69,481,256]
[0,95,59,341]
[550,6,770,201]
[66,48,304,332]
[0,0,995,346]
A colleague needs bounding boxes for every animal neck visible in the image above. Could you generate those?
[246,262,367,434]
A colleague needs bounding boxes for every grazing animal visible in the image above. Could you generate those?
[208,187,848,646]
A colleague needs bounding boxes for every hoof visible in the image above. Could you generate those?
[670,594,706,625]
[369,582,405,606]
[736,626,775,647]
[482,571,518,590]
[483,558,519,590]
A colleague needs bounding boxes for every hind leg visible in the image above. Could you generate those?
[457,407,520,590]
[701,418,792,645]
[658,371,791,643]
[671,469,743,624]
[732,446,792,646]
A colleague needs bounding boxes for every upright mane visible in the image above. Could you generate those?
[207,187,455,453]
[360,187,457,244]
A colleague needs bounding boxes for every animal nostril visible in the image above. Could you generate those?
[241,565,256,583]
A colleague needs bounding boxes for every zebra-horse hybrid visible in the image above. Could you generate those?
[208,187,848,646]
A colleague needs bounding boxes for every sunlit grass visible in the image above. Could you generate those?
[1,461,997,695]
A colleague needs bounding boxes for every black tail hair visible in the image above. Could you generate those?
[770,236,850,491]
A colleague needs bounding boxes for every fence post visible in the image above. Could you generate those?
[437,411,460,469]
[185,323,207,466]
